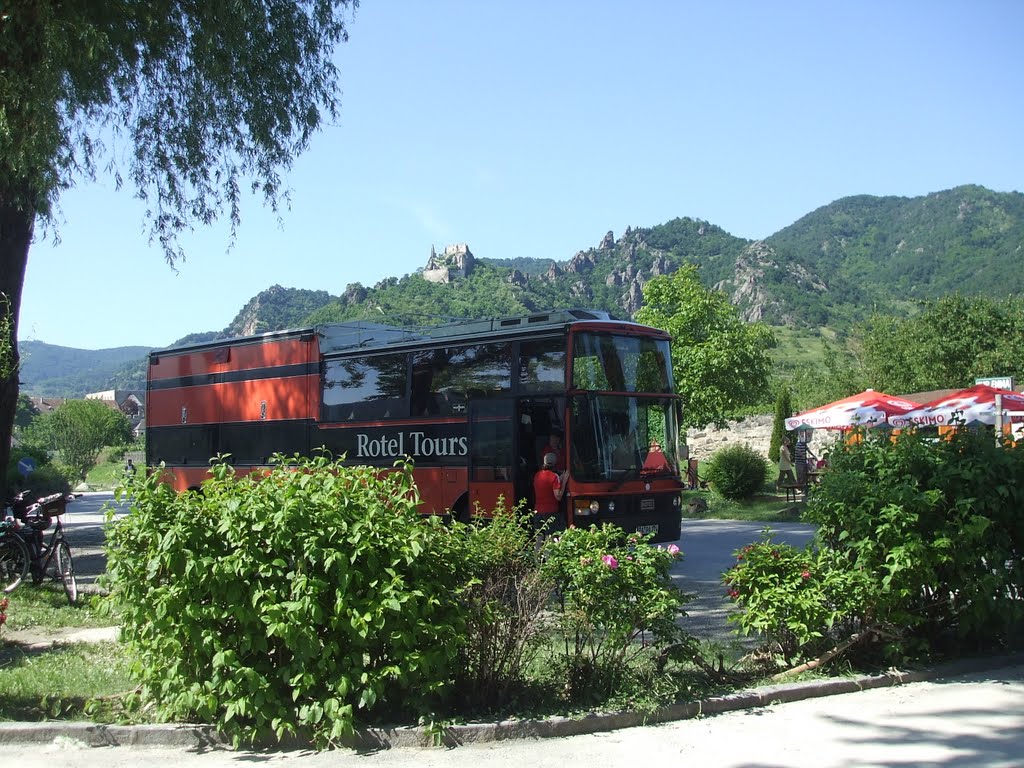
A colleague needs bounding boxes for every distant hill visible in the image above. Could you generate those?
[19,185,1024,398]
[764,184,1024,315]
[18,341,154,397]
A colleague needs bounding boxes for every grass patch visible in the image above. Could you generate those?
[0,642,138,722]
[84,454,128,492]
[683,489,806,523]
[2,585,113,632]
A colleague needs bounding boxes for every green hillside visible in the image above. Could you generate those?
[18,341,154,397]
[766,185,1024,305]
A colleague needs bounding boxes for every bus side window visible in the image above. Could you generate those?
[323,353,409,422]
[519,338,566,393]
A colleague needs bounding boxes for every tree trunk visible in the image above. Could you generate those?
[0,202,34,501]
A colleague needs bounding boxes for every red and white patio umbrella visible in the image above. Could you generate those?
[889,384,1024,428]
[784,389,920,431]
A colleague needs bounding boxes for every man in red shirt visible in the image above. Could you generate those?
[532,451,568,535]
[538,431,566,473]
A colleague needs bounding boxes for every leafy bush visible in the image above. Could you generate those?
[805,428,1024,652]
[726,428,1024,669]
[106,454,469,747]
[723,535,875,664]
[451,508,553,712]
[540,524,691,701]
[5,445,65,496]
[704,444,769,500]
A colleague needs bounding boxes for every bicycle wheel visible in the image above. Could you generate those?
[0,534,31,593]
[56,540,78,604]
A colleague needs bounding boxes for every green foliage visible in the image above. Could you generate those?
[1,1,358,245]
[14,393,40,430]
[704,444,769,501]
[635,266,777,429]
[805,429,1024,649]
[862,294,1024,393]
[105,454,468,747]
[451,509,553,712]
[727,429,1024,669]
[723,536,875,663]
[305,265,532,328]
[4,445,70,496]
[769,388,792,462]
[223,286,333,338]
[25,399,133,481]
[539,525,690,701]
[780,339,871,414]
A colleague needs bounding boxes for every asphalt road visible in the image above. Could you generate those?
[59,492,128,592]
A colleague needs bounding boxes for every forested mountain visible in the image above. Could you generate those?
[765,184,1024,315]
[18,341,154,397]
[20,185,1024,397]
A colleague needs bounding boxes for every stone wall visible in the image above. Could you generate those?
[686,414,838,464]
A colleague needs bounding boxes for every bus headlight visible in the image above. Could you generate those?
[606,500,615,512]
[574,499,601,517]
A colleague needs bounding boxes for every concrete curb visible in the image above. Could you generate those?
[0,652,1021,750]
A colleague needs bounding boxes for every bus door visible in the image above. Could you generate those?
[467,398,516,517]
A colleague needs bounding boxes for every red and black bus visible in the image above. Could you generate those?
[146,309,684,542]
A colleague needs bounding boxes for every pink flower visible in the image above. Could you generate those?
[602,554,619,569]
[801,570,811,579]
[667,544,680,556]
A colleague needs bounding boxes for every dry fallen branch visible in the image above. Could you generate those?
[771,628,877,681]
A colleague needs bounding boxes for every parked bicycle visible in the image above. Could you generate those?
[0,491,79,603]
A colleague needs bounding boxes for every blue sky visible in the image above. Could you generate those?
[19,0,1024,350]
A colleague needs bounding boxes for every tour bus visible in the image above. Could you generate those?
[146,309,684,542]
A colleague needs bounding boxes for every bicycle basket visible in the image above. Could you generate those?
[25,513,52,531]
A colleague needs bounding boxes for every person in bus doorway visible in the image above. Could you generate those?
[532,452,568,538]
[539,430,566,473]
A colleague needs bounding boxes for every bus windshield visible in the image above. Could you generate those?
[569,394,680,482]
[571,332,674,393]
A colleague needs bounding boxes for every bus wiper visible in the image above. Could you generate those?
[612,465,643,490]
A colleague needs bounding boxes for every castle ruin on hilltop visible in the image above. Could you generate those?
[422,243,475,284]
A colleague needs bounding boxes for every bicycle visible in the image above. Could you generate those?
[0,518,31,593]
[0,495,79,604]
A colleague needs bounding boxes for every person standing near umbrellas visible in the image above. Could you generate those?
[793,432,816,486]
[777,436,796,490]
